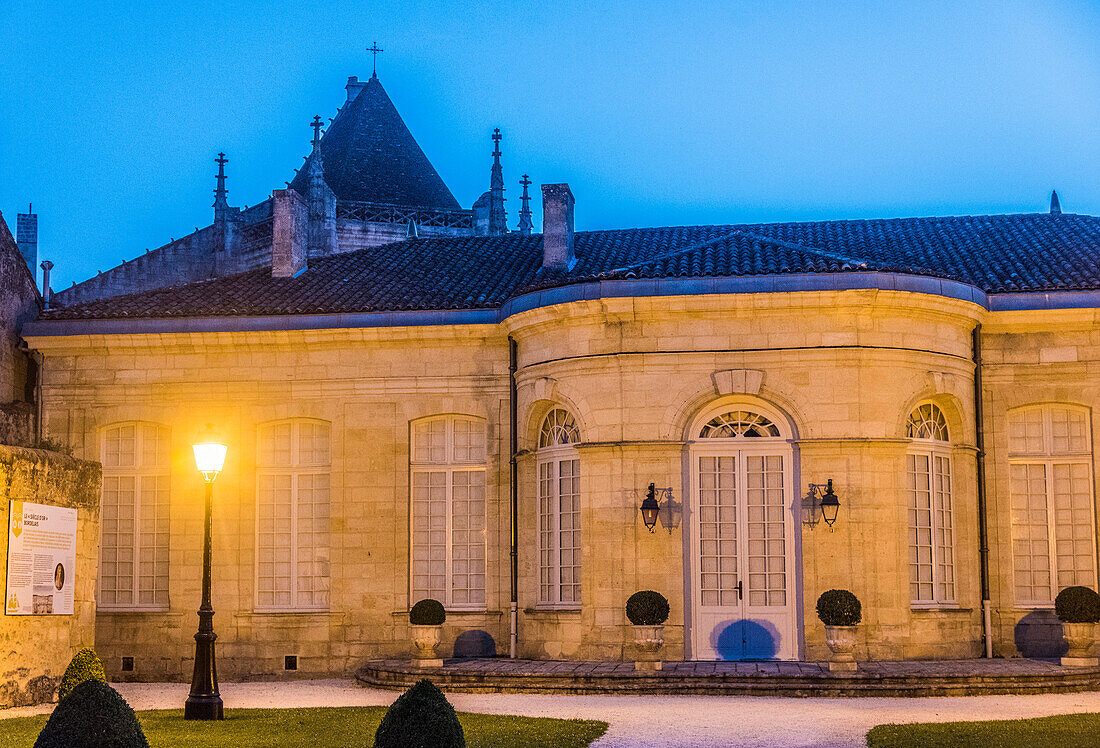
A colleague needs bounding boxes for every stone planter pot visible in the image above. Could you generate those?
[633,624,664,672]
[1061,621,1098,667]
[411,624,443,668]
[823,624,858,672]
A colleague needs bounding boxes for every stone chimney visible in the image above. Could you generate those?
[40,260,53,308]
[346,76,368,103]
[16,206,37,280]
[271,189,308,277]
[541,184,575,271]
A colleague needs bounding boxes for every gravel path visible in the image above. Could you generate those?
[5,679,1100,747]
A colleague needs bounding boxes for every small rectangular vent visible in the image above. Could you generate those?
[121,657,134,672]
[284,655,298,671]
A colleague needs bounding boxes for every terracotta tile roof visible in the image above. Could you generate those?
[41,212,1100,321]
[287,76,461,210]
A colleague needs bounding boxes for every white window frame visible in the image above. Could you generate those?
[906,403,956,607]
[255,419,331,612]
[536,409,582,609]
[906,447,956,607]
[409,415,487,610]
[1009,405,1097,607]
[98,422,171,612]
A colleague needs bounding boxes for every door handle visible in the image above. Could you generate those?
[735,581,743,600]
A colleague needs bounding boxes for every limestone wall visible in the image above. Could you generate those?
[24,287,1100,675]
[30,324,511,681]
[981,309,1100,657]
[0,446,101,706]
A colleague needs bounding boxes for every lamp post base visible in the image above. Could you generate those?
[184,694,224,720]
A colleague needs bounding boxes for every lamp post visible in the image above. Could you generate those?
[185,431,228,721]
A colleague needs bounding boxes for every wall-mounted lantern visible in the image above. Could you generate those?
[808,479,841,527]
[640,483,673,532]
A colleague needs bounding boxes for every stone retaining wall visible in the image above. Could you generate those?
[0,446,101,707]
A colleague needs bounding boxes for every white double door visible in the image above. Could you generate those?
[688,447,799,660]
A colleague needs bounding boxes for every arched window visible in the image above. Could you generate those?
[906,403,955,605]
[410,416,487,609]
[539,408,580,448]
[907,403,949,441]
[699,410,782,439]
[1008,405,1095,605]
[99,422,170,610]
[537,409,581,607]
[256,419,330,611]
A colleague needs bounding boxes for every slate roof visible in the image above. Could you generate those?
[287,75,461,210]
[41,212,1100,321]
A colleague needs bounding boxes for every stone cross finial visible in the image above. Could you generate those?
[311,115,323,149]
[368,42,383,78]
[213,152,229,212]
[517,174,533,236]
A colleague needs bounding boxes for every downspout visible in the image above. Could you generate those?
[973,323,993,658]
[508,336,519,659]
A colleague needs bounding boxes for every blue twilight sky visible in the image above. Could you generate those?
[2,0,1099,289]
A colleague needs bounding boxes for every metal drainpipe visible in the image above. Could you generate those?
[508,336,519,659]
[973,323,993,658]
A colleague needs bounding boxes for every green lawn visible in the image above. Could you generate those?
[2,706,608,747]
[867,712,1100,748]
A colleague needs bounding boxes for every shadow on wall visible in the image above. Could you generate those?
[714,619,779,661]
[452,629,496,658]
[1014,610,1068,658]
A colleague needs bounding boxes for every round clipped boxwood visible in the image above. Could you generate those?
[626,591,670,626]
[34,679,149,748]
[1055,586,1100,623]
[410,599,446,626]
[58,647,107,701]
[374,679,465,748]
[816,589,862,627]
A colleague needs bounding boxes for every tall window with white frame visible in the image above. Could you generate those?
[1009,405,1096,605]
[256,420,331,611]
[99,422,170,610]
[536,409,581,607]
[410,416,487,609]
[906,403,955,605]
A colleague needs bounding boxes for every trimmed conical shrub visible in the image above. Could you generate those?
[374,679,465,748]
[58,647,107,701]
[34,679,149,748]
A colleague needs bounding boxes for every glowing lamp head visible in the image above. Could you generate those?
[640,483,661,532]
[193,427,228,482]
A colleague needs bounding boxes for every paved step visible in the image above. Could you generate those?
[355,658,1100,697]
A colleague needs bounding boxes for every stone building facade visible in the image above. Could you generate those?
[15,74,1100,681]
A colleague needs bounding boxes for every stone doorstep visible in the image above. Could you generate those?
[354,659,1100,698]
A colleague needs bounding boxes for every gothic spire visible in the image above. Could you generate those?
[488,128,507,235]
[309,115,325,179]
[517,174,533,235]
[213,152,229,218]
[1050,189,1062,215]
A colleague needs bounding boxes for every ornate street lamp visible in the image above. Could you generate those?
[640,483,674,533]
[185,428,228,721]
[640,483,661,532]
[809,479,841,527]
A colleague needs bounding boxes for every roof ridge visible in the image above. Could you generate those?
[732,230,872,268]
[604,228,873,275]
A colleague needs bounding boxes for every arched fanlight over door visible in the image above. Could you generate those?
[699,410,782,439]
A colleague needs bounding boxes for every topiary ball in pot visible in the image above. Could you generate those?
[626,591,670,626]
[1056,586,1100,623]
[410,599,446,626]
[34,679,149,748]
[374,679,465,748]
[58,647,107,701]
[816,589,862,626]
